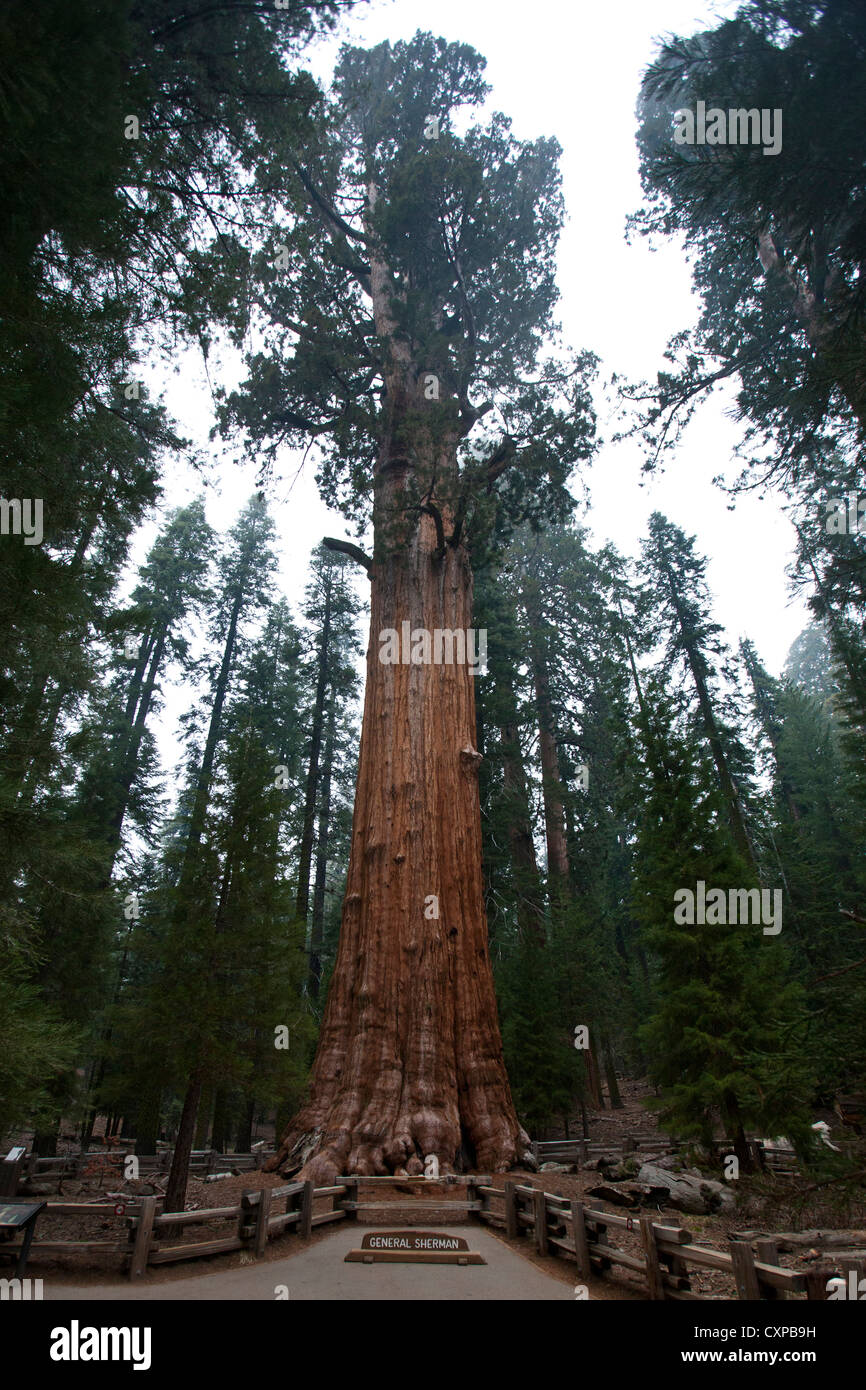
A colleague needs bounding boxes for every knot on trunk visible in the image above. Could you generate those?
[460,746,483,773]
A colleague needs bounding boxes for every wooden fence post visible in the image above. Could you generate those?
[729,1239,761,1300]
[640,1215,665,1300]
[299,1180,314,1239]
[503,1180,518,1239]
[130,1196,156,1281]
[254,1187,272,1257]
[238,1190,255,1246]
[755,1239,783,1300]
[570,1201,591,1280]
[532,1189,548,1255]
[804,1267,831,1301]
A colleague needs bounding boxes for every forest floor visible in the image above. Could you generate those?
[9,1077,864,1297]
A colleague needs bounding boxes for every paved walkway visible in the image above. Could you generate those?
[44,1226,574,1301]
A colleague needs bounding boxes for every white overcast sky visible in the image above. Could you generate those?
[135,0,810,768]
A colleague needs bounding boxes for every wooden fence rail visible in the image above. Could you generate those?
[529,1135,790,1171]
[21,1148,274,1180]
[125,1180,348,1278]
[476,1183,833,1300]
[0,1159,840,1294]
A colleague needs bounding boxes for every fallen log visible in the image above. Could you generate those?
[734,1229,866,1250]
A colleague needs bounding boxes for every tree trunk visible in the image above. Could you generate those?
[584,1046,604,1110]
[602,1038,624,1109]
[235,1097,255,1153]
[271,515,527,1181]
[211,1089,229,1154]
[309,693,337,996]
[661,560,757,872]
[271,188,527,1183]
[164,1070,203,1215]
[296,577,332,925]
[499,716,546,943]
[134,1083,161,1156]
[194,1085,213,1149]
[529,634,571,893]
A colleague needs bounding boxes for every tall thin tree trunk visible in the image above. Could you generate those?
[500,717,546,942]
[135,1084,161,1156]
[602,1038,623,1109]
[163,1069,203,1216]
[584,1046,604,1110]
[163,579,247,1211]
[194,1086,213,1149]
[296,579,332,925]
[309,695,337,997]
[530,640,571,892]
[211,1089,229,1154]
[660,558,757,872]
[235,1098,255,1154]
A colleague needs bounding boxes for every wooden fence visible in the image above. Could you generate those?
[531,1136,800,1177]
[530,1136,674,1166]
[0,1180,347,1279]
[0,1157,842,1295]
[127,1179,347,1278]
[477,1181,837,1300]
[8,1148,273,1194]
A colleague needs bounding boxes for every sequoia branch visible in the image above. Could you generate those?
[322,537,372,574]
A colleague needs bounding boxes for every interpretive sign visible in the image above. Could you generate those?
[345,1230,485,1265]
[0,1199,46,1279]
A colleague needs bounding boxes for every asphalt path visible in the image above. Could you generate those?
[43,1225,576,1301]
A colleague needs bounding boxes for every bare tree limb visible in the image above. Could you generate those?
[291,159,371,246]
[322,537,372,574]
[812,954,866,984]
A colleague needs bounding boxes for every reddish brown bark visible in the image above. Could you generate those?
[270,196,528,1183]
[272,513,528,1182]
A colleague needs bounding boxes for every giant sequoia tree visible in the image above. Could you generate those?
[225,33,596,1180]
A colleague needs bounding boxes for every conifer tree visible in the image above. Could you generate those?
[222,31,597,1180]
[632,681,813,1165]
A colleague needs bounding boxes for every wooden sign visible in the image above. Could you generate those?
[345,1230,485,1265]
